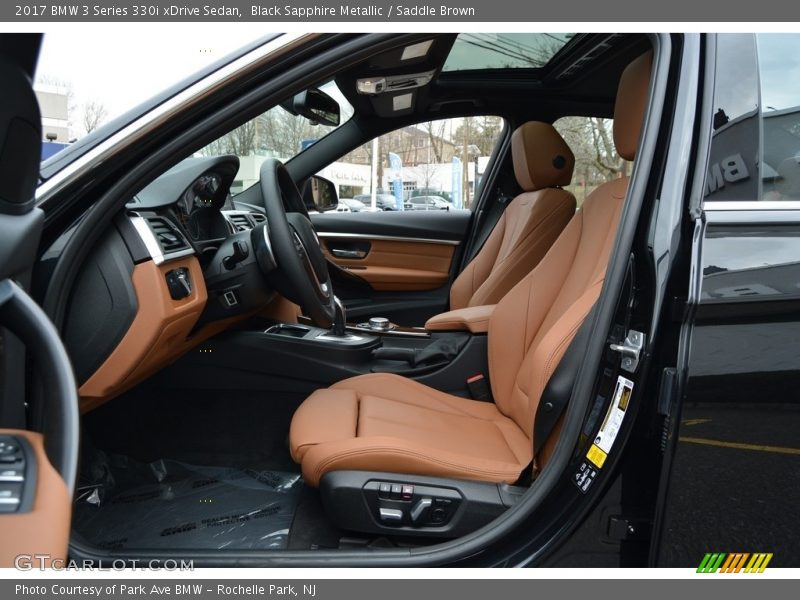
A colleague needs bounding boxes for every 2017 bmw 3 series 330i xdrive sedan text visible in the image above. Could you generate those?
[0,32,798,568]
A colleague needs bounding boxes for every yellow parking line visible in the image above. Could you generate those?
[679,436,800,456]
[682,418,711,426]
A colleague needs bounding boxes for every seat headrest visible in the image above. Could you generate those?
[613,50,653,162]
[0,57,42,215]
[511,121,574,192]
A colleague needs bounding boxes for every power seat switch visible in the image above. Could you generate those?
[165,268,192,300]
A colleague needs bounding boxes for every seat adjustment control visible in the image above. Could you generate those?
[379,508,404,524]
[410,497,432,523]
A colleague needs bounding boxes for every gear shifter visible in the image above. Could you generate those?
[331,296,347,337]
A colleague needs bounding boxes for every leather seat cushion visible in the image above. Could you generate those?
[290,373,532,486]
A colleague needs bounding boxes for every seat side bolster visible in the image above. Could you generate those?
[289,388,359,463]
[300,436,530,487]
[449,213,507,310]
[468,188,577,307]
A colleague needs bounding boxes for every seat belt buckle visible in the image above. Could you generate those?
[466,373,493,402]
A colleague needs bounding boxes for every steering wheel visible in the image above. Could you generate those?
[252,159,337,328]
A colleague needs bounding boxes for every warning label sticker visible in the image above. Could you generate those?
[573,461,599,494]
[586,375,633,468]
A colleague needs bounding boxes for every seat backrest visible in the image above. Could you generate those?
[449,122,577,310]
[487,51,653,448]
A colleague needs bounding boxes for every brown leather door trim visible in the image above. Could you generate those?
[0,430,70,568]
[321,237,455,292]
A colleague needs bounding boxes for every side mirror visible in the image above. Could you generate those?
[302,175,339,213]
[281,88,340,127]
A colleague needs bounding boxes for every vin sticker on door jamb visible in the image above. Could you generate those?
[585,376,633,469]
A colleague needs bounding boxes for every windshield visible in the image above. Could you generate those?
[35,27,266,160]
[196,80,353,195]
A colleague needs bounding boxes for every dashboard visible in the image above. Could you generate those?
[130,155,242,259]
[64,154,278,410]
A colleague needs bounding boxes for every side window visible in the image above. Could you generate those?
[758,34,800,201]
[704,33,800,203]
[553,117,628,206]
[317,116,505,214]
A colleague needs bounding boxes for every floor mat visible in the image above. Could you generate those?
[73,454,303,551]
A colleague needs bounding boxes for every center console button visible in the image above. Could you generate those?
[368,317,392,331]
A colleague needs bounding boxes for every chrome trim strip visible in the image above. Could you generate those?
[128,213,195,266]
[36,33,311,204]
[317,232,461,246]
[293,231,330,298]
[704,201,800,211]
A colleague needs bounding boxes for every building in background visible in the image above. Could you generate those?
[35,84,71,159]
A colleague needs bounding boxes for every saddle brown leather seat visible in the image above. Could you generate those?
[447,122,577,311]
[290,51,653,487]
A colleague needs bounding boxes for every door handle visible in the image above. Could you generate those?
[330,249,367,259]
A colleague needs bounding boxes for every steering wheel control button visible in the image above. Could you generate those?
[368,317,392,332]
[378,482,392,499]
[378,508,404,524]
[165,267,192,300]
[410,498,432,524]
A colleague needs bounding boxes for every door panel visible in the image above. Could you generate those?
[311,210,470,324]
[656,213,800,567]
[0,430,71,567]
[0,33,75,567]
[321,236,456,291]
[655,34,800,568]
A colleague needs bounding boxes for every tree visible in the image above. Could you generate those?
[82,100,108,135]
[554,116,627,204]
[423,120,447,162]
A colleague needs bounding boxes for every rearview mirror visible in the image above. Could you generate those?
[302,175,339,213]
[281,88,341,127]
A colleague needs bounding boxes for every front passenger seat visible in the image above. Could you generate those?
[289,50,653,487]
[448,122,576,311]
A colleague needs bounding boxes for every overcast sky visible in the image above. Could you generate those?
[36,26,266,130]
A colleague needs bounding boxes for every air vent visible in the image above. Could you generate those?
[250,213,266,224]
[228,214,252,232]
[145,216,189,254]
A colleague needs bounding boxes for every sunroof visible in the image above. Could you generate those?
[443,33,574,72]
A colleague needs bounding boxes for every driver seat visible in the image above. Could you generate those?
[289,51,653,487]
